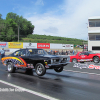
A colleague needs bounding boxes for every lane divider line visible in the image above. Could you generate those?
[0,80,58,100]
[64,69,100,76]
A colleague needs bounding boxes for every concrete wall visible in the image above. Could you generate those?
[88,27,100,33]
[88,40,100,53]
[0,42,73,54]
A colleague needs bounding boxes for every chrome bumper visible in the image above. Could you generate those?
[48,62,71,66]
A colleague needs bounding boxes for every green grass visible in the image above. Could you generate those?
[20,34,87,45]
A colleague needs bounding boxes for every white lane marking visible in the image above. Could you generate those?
[0,80,58,100]
[64,69,100,76]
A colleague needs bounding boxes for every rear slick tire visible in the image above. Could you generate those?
[7,62,16,73]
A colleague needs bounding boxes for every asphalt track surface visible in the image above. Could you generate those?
[0,62,100,100]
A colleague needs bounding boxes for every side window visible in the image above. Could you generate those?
[14,50,21,56]
[84,52,89,55]
[79,52,85,55]
[28,49,38,55]
[21,50,26,56]
[26,50,30,56]
[38,50,43,54]
[14,50,26,56]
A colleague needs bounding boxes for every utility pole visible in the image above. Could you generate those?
[83,41,84,51]
[18,25,19,42]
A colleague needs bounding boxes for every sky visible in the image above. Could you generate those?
[1,0,100,40]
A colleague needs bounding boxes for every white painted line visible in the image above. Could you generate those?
[0,80,58,100]
[64,69,100,76]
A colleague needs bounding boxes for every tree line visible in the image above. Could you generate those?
[0,12,87,45]
[0,12,34,41]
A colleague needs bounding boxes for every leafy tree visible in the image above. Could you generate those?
[0,12,35,41]
[6,27,15,41]
[0,14,2,19]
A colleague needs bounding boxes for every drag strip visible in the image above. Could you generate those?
[0,62,100,100]
[0,80,58,100]
[0,81,49,100]
[64,62,100,75]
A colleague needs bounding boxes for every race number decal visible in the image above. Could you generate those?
[81,56,85,58]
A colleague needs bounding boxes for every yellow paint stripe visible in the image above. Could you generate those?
[2,57,23,64]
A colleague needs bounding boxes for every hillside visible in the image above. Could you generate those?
[20,34,87,45]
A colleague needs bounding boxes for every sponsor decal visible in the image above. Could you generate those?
[73,63,100,70]
[78,59,92,62]
[37,43,50,49]
[29,43,32,46]
[23,43,37,48]
[27,64,34,68]
[8,42,23,48]
[0,42,7,47]
[45,65,49,68]
[81,56,85,58]
[66,45,70,47]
